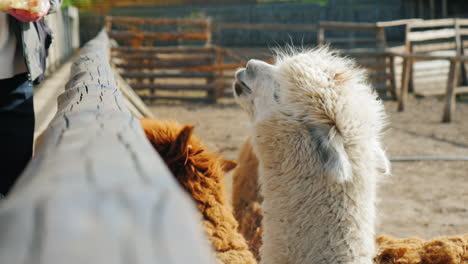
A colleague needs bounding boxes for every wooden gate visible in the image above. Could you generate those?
[106,16,227,103]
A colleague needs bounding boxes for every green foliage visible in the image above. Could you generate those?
[257,0,329,6]
[186,11,207,19]
[61,0,92,8]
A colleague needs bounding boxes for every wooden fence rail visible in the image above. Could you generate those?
[0,30,216,264]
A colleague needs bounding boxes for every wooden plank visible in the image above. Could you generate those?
[415,86,468,96]
[214,23,317,31]
[109,31,209,41]
[458,28,468,36]
[408,18,456,29]
[111,46,215,53]
[319,21,379,31]
[0,30,216,264]
[454,86,468,93]
[456,18,468,26]
[115,59,213,69]
[206,18,212,46]
[392,52,468,62]
[412,42,457,53]
[114,54,214,61]
[318,28,325,46]
[131,83,216,91]
[398,58,412,111]
[388,56,397,100]
[407,28,456,42]
[182,63,244,72]
[324,37,379,44]
[340,49,392,57]
[442,61,460,122]
[387,45,406,53]
[455,20,463,57]
[121,72,214,79]
[123,97,144,118]
[107,16,209,28]
[376,19,422,27]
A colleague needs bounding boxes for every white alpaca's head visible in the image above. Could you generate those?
[234,47,390,182]
[233,59,279,120]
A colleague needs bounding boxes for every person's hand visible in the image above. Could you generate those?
[7,0,50,22]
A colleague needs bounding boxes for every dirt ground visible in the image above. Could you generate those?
[150,94,468,240]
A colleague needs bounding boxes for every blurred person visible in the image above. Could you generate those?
[0,0,62,196]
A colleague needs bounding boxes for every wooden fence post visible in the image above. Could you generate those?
[398,58,412,112]
[442,60,460,122]
[0,30,216,264]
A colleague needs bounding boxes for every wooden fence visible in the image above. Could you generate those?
[396,18,468,122]
[0,30,216,264]
[107,16,246,103]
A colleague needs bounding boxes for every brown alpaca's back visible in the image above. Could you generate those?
[140,118,257,264]
[375,234,468,264]
[232,139,263,261]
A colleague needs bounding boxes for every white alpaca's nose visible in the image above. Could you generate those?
[245,59,272,73]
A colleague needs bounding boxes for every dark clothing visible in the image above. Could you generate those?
[8,0,61,83]
[0,0,62,195]
[0,73,34,195]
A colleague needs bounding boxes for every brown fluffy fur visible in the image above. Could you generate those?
[140,118,257,264]
[375,234,468,264]
[232,138,263,261]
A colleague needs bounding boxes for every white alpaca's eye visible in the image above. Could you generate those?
[274,90,280,103]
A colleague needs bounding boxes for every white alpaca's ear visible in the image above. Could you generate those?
[310,127,352,183]
[375,144,391,177]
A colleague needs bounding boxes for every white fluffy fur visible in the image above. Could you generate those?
[233,47,390,264]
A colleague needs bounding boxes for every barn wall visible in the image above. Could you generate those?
[80,0,411,47]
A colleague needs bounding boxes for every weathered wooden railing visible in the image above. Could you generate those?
[395,18,468,122]
[0,30,216,264]
[317,20,420,99]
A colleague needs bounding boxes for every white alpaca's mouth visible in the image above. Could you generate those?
[234,80,251,97]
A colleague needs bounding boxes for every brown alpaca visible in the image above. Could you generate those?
[232,138,263,261]
[375,234,468,264]
[140,118,257,264]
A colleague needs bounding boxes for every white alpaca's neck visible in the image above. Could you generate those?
[254,123,376,264]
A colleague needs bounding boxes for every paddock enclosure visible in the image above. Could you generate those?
[103,16,468,122]
[2,1,467,262]
[107,16,245,103]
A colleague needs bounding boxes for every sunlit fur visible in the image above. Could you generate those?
[233,47,390,264]
[375,234,468,264]
[232,138,263,261]
[140,119,257,264]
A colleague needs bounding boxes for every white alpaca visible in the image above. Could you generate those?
[233,48,390,264]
